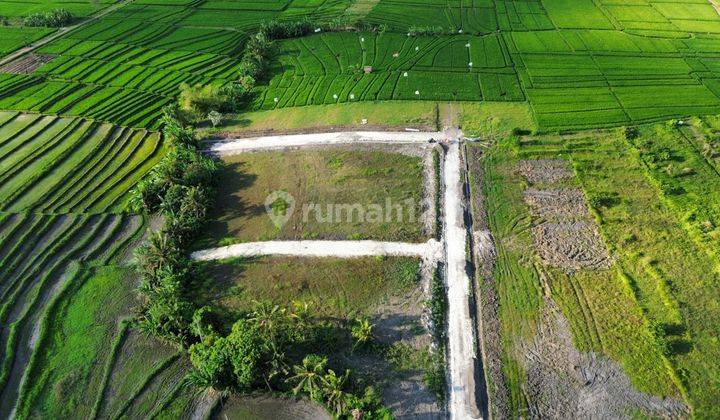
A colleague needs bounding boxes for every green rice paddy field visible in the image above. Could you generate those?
[0,0,719,130]
[2,0,720,418]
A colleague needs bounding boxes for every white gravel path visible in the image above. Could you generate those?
[192,239,444,263]
[206,131,445,155]
[444,142,482,419]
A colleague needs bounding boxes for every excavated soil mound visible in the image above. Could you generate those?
[524,302,689,419]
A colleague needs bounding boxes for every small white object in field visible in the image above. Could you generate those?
[361,37,364,42]
[465,43,470,47]
[273,97,279,103]
[314,28,321,32]
[415,46,419,51]
[458,29,463,33]
[415,90,420,95]
[468,62,473,66]
[333,94,338,99]
[403,71,408,77]
[349,93,355,99]
[361,118,368,125]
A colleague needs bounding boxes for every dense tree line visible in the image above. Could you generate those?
[131,107,218,347]
[23,9,73,27]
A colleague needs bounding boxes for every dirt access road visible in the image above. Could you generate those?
[0,1,131,67]
[198,129,485,419]
[443,141,482,419]
[192,239,443,263]
[207,131,446,155]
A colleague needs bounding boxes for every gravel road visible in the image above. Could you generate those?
[206,131,444,154]
[444,142,482,419]
[191,239,443,262]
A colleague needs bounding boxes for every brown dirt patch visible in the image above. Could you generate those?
[523,188,589,220]
[523,300,688,418]
[347,286,443,420]
[0,54,55,74]
[518,159,573,184]
[531,221,611,271]
[520,160,611,272]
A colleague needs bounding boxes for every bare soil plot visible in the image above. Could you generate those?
[215,395,330,420]
[523,188,589,219]
[531,222,611,271]
[0,54,55,74]
[517,159,573,184]
[519,160,611,272]
[524,300,688,418]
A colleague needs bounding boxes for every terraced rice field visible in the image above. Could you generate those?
[0,213,145,416]
[258,32,522,108]
[0,27,54,56]
[0,0,115,18]
[0,0,718,129]
[0,111,164,213]
[0,108,171,416]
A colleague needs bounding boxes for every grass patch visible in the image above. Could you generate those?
[197,256,421,321]
[199,101,439,137]
[198,149,427,247]
[16,265,136,418]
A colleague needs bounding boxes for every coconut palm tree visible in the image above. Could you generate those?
[322,369,350,416]
[351,318,374,351]
[248,300,287,341]
[289,354,327,400]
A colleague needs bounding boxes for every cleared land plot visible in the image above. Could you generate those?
[0,111,164,213]
[197,149,428,248]
[198,256,420,319]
